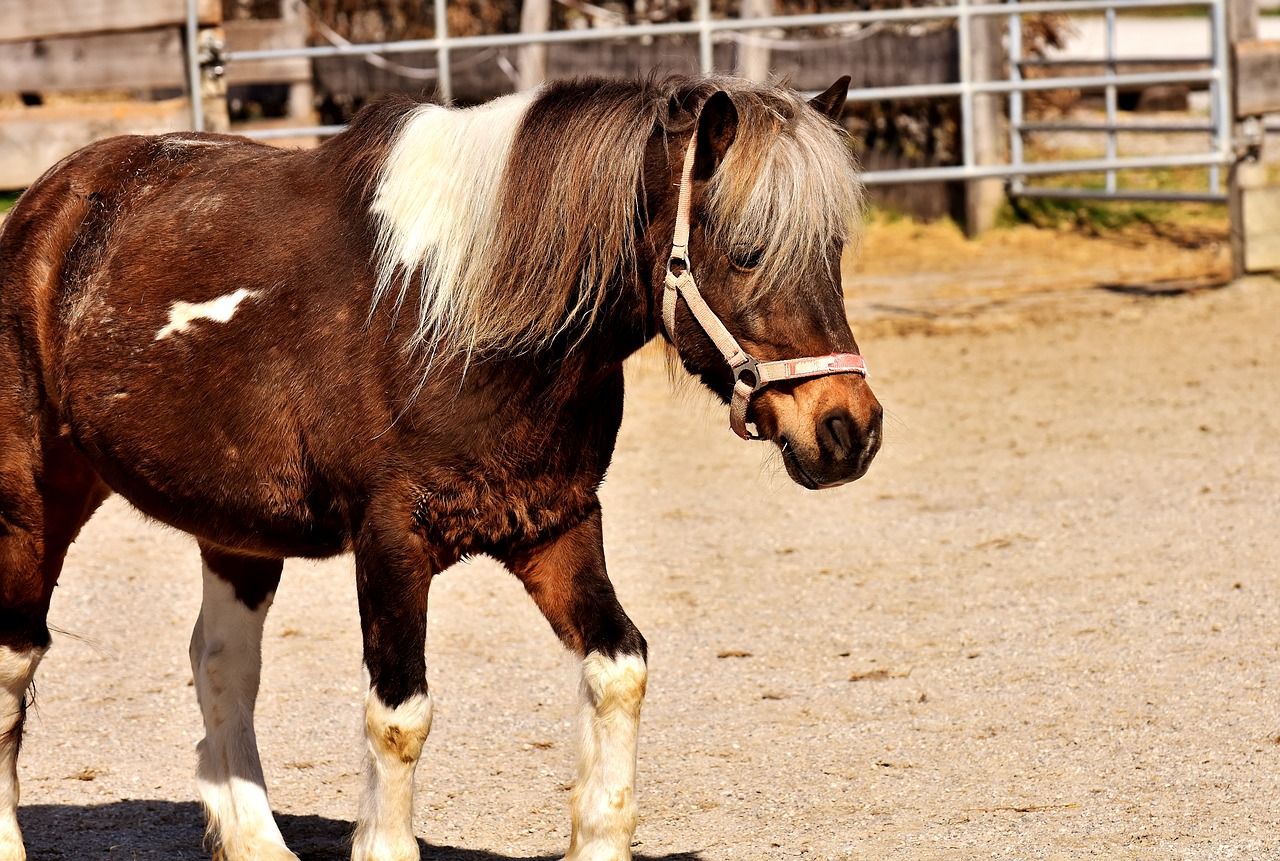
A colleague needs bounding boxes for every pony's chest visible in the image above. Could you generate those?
[410,468,599,557]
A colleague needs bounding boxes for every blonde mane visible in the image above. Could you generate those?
[368,76,862,364]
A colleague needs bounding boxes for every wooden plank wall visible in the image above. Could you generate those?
[0,0,219,43]
[0,20,309,94]
[0,0,309,189]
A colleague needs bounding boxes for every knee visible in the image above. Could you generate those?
[581,651,647,718]
[0,643,46,714]
[365,689,433,765]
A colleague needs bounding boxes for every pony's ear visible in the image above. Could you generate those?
[809,76,851,121]
[693,91,738,181]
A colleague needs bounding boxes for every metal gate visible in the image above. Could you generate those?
[189,0,1236,204]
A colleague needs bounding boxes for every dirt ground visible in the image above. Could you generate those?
[20,220,1279,860]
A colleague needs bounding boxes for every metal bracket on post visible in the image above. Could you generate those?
[198,27,231,133]
[199,30,227,79]
[1233,115,1264,163]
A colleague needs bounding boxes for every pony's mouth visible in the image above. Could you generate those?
[779,436,822,490]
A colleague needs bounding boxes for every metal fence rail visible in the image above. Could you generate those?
[190,0,1235,201]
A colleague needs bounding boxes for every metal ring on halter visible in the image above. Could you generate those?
[731,355,761,391]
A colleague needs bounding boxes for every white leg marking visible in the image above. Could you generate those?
[156,288,259,340]
[190,565,298,861]
[565,652,647,861]
[0,646,44,861]
[352,689,432,861]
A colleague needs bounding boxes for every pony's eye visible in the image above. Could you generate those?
[729,247,764,271]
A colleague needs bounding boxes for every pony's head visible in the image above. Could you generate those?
[366,74,880,487]
[644,77,881,489]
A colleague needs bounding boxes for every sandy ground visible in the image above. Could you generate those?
[18,224,1279,860]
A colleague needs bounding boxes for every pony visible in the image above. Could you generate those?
[0,74,881,861]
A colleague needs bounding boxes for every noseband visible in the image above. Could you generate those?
[661,132,868,440]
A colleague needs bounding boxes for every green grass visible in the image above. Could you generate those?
[996,162,1228,232]
[998,196,1169,231]
[0,192,19,215]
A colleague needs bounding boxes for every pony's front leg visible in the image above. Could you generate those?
[351,526,434,861]
[189,545,297,861]
[506,509,648,861]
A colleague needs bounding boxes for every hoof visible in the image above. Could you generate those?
[350,834,421,861]
[213,838,301,861]
[0,820,26,861]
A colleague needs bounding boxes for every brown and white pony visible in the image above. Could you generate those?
[0,75,880,861]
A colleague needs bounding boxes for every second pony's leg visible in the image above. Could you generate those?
[505,508,648,861]
[0,437,107,861]
[189,544,297,861]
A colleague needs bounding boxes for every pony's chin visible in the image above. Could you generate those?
[778,437,831,490]
[778,436,866,490]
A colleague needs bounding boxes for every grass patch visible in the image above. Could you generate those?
[1000,161,1228,234]
[1000,196,1165,232]
[0,192,19,215]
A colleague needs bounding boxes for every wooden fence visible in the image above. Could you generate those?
[0,0,310,189]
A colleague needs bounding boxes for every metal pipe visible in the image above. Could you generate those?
[1017,57,1213,68]
[1209,0,1230,194]
[243,124,347,140]
[958,0,975,174]
[434,0,451,103]
[1015,121,1216,134]
[858,150,1227,186]
[1104,7,1117,193]
[698,0,713,75]
[185,0,203,131]
[1011,187,1227,203]
[1008,1,1024,195]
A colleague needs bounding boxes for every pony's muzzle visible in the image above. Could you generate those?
[762,375,882,489]
[815,402,882,483]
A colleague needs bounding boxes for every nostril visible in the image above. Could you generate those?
[822,411,854,459]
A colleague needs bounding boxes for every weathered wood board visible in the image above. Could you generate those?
[0,0,220,43]
[1234,39,1280,117]
[0,20,308,95]
[0,99,190,190]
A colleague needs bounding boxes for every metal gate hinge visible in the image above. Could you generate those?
[1234,116,1264,163]
[199,31,227,79]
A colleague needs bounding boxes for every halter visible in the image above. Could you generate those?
[661,132,868,440]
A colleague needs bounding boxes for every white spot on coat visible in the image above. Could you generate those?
[156,288,258,341]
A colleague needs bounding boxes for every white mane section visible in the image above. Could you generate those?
[369,91,535,354]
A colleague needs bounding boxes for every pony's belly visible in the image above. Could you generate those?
[66,392,350,559]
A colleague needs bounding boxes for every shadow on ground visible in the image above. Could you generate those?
[21,800,704,860]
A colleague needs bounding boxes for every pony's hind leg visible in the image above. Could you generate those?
[506,509,648,861]
[0,438,108,861]
[189,544,298,861]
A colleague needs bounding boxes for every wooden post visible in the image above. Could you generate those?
[280,0,314,124]
[964,0,1004,237]
[1226,0,1277,275]
[199,26,231,132]
[738,0,774,83]
[518,0,551,91]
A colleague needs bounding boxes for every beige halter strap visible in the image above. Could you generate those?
[661,133,867,440]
